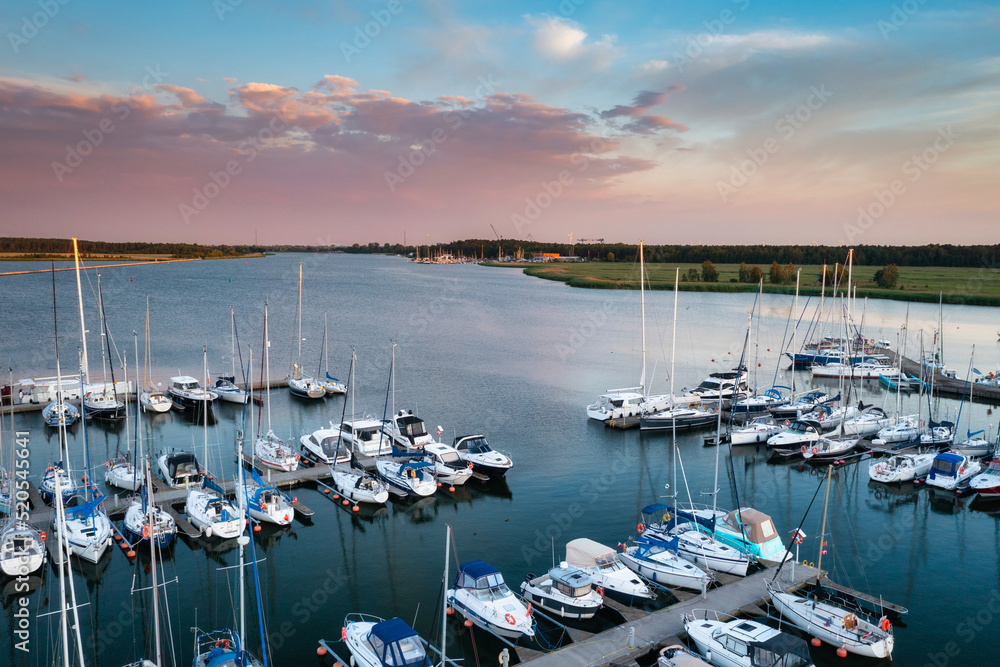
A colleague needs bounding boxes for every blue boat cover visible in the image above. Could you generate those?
[634,535,680,555]
[371,617,419,643]
[667,506,717,532]
[459,560,500,579]
[935,453,965,465]
[641,503,670,515]
[204,475,226,495]
[401,461,433,471]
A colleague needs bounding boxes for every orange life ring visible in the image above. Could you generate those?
[596,586,604,598]
[637,523,645,533]
[960,466,965,475]
[259,500,265,510]
[142,525,151,539]
[341,627,347,641]
[879,617,891,632]
[800,445,807,454]
[505,613,516,625]
[215,639,230,649]
[811,447,819,455]
[784,419,790,427]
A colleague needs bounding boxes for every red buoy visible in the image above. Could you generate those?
[464,620,473,628]
[449,486,455,493]
[126,550,136,558]
[352,505,359,512]
[837,647,847,658]
[811,638,822,647]
[253,525,261,532]
[316,646,327,656]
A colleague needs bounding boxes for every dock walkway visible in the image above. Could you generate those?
[884,351,1000,404]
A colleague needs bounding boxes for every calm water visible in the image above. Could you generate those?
[1,253,999,667]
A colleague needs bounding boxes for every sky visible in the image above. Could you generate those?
[0,0,997,246]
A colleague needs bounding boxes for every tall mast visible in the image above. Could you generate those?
[231,306,237,379]
[53,475,72,667]
[846,248,853,327]
[753,279,762,393]
[146,461,162,667]
[72,238,90,384]
[264,302,272,432]
[297,262,303,377]
[639,242,646,392]
[391,342,396,418]
[237,435,247,647]
[442,524,451,666]
[324,313,330,377]
[670,268,679,504]
[97,274,108,388]
[51,266,69,471]
[203,345,209,467]
[816,465,833,575]
[792,270,800,394]
[144,297,150,390]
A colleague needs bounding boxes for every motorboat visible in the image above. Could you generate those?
[675,369,749,408]
[872,415,920,448]
[811,361,899,380]
[520,563,604,619]
[639,505,751,577]
[684,609,815,667]
[42,400,79,427]
[299,426,352,465]
[422,443,473,486]
[587,389,670,422]
[925,452,982,491]
[122,495,176,549]
[58,492,113,563]
[564,538,656,604]
[656,644,712,667]
[329,465,390,505]
[0,520,46,576]
[375,460,437,497]
[766,420,821,453]
[453,435,512,479]
[730,387,789,415]
[341,614,432,667]
[729,416,783,445]
[243,470,295,525]
[842,406,892,437]
[156,450,203,488]
[105,454,142,492]
[684,507,789,564]
[211,375,247,404]
[139,389,172,413]
[383,409,437,450]
[768,582,893,658]
[185,480,244,539]
[869,451,936,483]
[639,405,718,432]
[167,375,216,413]
[619,536,712,591]
[447,560,534,639]
[334,418,394,457]
[970,460,1000,497]
[254,430,299,472]
[770,390,828,420]
[9,376,83,405]
[801,435,862,461]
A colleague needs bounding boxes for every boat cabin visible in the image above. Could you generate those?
[170,376,202,391]
[163,451,202,486]
[709,620,813,667]
[424,443,465,469]
[725,509,779,548]
[387,410,432,446]
[454,435,494,454]
[305,431,347,461]
[455,561,512,598]
[549,565,593,598]
[365,618,431,667]
[565,538,625,572]
[339,419,391,455]
[929,452,968,482]
[595,392,644,411]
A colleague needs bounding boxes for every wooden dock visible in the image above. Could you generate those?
[520,564,820,666]
[884,351,1000,405]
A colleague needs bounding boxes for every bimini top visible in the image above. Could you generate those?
[725,508,777,545]
[458,560,500,579]
[455,561,508,590]
[930,452,967,478]
[565,538,617,569]
[369,618,430,667]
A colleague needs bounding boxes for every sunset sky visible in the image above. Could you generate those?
[0,1,997,245]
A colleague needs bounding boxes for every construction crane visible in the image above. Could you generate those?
[490,224,503,241]
[567,232,575,256]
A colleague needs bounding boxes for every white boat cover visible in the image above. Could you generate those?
[565,538,618,568]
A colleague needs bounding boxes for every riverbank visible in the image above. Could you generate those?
[0,253,266,276]
[482,262,1000,306]
[0,252,266,262]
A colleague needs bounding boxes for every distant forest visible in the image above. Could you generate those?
[3,237,998,268]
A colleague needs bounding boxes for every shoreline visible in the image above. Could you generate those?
[482,262,1000,307]
[0,253,266,276]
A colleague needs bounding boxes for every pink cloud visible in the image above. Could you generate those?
[155,84,206,108]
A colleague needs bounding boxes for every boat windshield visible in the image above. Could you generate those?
[750,637,813,667]
[461,438,492,454]
[931,458,958,476]
[437,450,461,464]
[397,415,427,439]
[695,379,721,391]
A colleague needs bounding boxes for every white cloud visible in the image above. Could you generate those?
[639,59,670,73]
[524,15,620,69]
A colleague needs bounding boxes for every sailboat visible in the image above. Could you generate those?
[83,272,127,421]
[106,332,142,491]
[185,346,244,539]
[287,262,325,399]
[212,306,249,404]
[255,302,299,471]
[768,466,894,658]
[951,346,993,457]
[586,242,671,422]
[139,296,172,414]
[320,313,347,395]
[243,468,295,526]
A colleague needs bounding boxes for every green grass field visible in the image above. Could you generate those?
[483,262,1000,306]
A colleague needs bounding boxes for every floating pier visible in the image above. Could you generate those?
[883,351,1000,404]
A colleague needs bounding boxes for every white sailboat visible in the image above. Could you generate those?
[106,332,141,492]
[211,306,248,404]
[255,302,299,471]
[320,313,347,395]
[287,262,325,399]
[0,381,46,576]
[138,296,172,414]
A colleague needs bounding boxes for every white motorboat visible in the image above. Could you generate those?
[329,465,390,505]
[211,375,247,404]
[770,390,829,420]
[254,430,299,472]
[769,582,893,658]
[375,459,437,497]
[801,435,862,461]
[340,614,433,667]
[335,418,394,457]
[766,420,821,454]
[684,507,790,564]
[185,485,243,539]
[970,460,1000,497]
[447,560,534,639]
[139,389,172,413]
[639,405,718,431]
[675,369,749,407]
[453,434,512,479]
[299,426,352,465]
[423,443,473,486]
[684,609,815,667]
[639,505,751,577]
[520,563,604,619]
[564,538,655,604]
[42,399,79,427]
[619,536,712,591]
[729,416,783,445]
[10,376,83,405]
[811,361,899,380]
[925,452,982,491]
[156,450,203,488]
[869,451,936,483]
[872,414,920,447]
[0,519,46,577]
[167,375,216,414]
[656,644,712,667]
[122,495,176,548]
[244,471,295,525]
[842,406,892,437]
[588,389,666,422]
[105,455,142,492]
[383,409,437,450]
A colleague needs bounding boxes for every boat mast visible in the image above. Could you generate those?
[53,475,72,667]
[442,524,450,667]
[391,342,396,418]
[231,306,237,380]
[146,460,162,667]
[72,238,89,384]
[753,278,762,394]
[297,262,303,379]
[792,269,800,395]
[639,241,646,394]
[264,302,272,433]
[815,465,833,575]
[846,248,853,327]
[203,346,209,469]
[50,266,69,477]
[324,313,330,378]
[97,274,108,389]
[144,297,150,390]
[670,267,679,504]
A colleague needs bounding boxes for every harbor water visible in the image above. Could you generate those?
[1,253,998,666]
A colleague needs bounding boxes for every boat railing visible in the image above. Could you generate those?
[343,611,385,626]
[683,608,738,624]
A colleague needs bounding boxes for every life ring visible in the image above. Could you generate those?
[215,639,230,649]
[784,419,790,427]
[811,447,818,456]
[259,500,266,510]
[596,586,604,598]
[879,617,891,632]
[106,460,110,469]
[142,525,151,539]
[637,523,646,533]
[505,613,516,625]
[959,466,965,475]
[467,462,473,469]
[341,627,347,641]
[800,445,807,454]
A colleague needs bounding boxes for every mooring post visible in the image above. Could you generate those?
[499,648,509,666]
[627,626,635,649]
